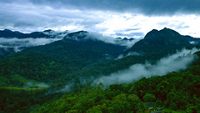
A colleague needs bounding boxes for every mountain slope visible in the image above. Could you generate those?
[29,51,200,113]
[1,28,200,113]
[126,28,200,57]
[71,28,200,80]
[1,28,200,88]
[0,31,126,87]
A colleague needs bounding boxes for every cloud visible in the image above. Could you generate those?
[0,37,62,52]
[0,0,200,38]
[0,2,101,32]
[85,32,142,47]
[8,0,200,15]
[24,81,49,88]
[94,48,199,86]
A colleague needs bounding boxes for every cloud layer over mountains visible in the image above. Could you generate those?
[0,0,200,38]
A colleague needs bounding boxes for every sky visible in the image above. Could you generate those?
[0,0,200,38]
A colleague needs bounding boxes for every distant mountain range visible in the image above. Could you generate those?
[0,28,200,88]
[1,27,200,113]
[0,29,137,58]
[0,29,49,38]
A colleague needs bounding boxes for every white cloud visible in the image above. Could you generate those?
[0,38,62,52]
[96,13,200,38]
[94,48,199,86]
[0,1,200,38]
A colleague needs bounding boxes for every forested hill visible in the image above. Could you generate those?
[30,52,200,113]
[1,51,199,113]
[0,28,200,113]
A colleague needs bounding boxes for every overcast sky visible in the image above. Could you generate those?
[0,0,200,38]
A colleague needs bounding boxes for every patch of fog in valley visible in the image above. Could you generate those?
[52,48,200,93]
[0,37,62,52]
[93,48,199,86]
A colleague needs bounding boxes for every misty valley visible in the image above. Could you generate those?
[0,28,200,113]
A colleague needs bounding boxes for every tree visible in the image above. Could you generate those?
[143,93,156,102]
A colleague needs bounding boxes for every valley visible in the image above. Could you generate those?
[0,28,200,113]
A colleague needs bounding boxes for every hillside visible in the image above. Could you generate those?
[0,28,200,113]
[126,28,200,57]
[1,51,199,113]
[0,31,126,88]
[1,28,200,88]
[27,51,200,113]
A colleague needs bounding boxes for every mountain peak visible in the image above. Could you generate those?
[160,27,180,35]
[43,29,55,33]
[126,28,196,56]
[161,27,171,31]
[2,29,12,32]
[144,27,181,40]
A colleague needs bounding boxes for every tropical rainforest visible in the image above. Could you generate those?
[0,28,200,113]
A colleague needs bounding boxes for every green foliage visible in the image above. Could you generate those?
[143,93,156,102]
[86,105,103,113]
[2,52,200,113]
[0,87,49,113]
[1,33,200,113]
[30,86,146,113]
[1,53,200,113]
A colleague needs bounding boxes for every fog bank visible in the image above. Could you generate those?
[0,38,62,52]
[86,32,142,48]
[94,48,199,86]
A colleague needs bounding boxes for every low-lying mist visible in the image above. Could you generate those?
[86,32,142,48]
[57,48,199,93]
[93,48,199,86]
[0,37,62,52]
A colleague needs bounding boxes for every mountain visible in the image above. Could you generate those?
[0,29,68,58]
[0,29,49,38]
[1,28,200,87]
[0,29,135,58]
[1,28,199,88]
[30,51,200,113]
[126,28,200,58]
[1,28,200,113]
[43,29,69,38]
[0,31,126,87]
[1,50,200,113]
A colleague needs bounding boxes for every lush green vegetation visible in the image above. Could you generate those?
[1,29,200,113]
[1,51,200,113]
[0,87,48,113]
[30,71,200,113]
[0,38,125,88]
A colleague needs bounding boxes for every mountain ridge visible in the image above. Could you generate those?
[125,27,200,58]
[0,27,200,87]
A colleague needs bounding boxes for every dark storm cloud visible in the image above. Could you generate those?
[1,0,199,15]
[23,0,200,15]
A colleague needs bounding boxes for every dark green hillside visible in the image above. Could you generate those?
[1,28,200,88]
[1,28,200,113]
[30,52,200,113]
[1,53,199,113]
[126,28,200,57]
[0,87,61,113]
[0,31,125,87]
